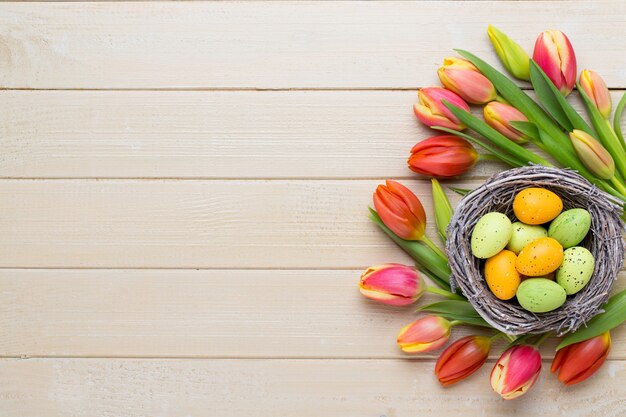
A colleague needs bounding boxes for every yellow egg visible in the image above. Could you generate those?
[516,237,564,276]
[485,250,521,300]
[513,188,563,225]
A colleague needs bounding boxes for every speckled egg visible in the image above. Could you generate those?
[548,208,591,248]
[516,237,564,276]
[513,188,563,225]
[471,212,512,259]
[516,278,567,313]
[507,222,548,254]
[485,250,521,300]
[556,247,595,295]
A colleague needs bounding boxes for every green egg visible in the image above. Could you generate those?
[471,212,512,259]
[516,278,567,313]
[548,208,591,248]
[556,247,595,295]
[507,222,548,254]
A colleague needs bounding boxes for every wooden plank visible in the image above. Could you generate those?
[0,269,624,359]
[1,2,625,89]
[1,358,625,416]
[0,179,470,268]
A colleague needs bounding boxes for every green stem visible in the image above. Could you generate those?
[534,332,552,347]
[449,320,463,327]
[420,235,447,261]
[489,332,510,342]
[425,286,465,301]
[610,177,626,197]
[613,92,626,151]
[477,153,503,162]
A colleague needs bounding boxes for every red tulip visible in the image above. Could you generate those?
[435,335,491,386]
[533,30,577,96]
[373,180,426,240]
[408,135,478,178]
[413,87,470,131]
[397,316,452,354]
[491,345,542,400]
[438,57,497,104]
[551,332,611,385]
[359,264,425,306]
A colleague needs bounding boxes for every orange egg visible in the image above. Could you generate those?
[513,188,563,225]
[485,250,521,300]
[516,237,564,276]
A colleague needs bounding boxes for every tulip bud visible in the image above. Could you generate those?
[569,129,615,179]
[397,316,451,354]
[438,57,497,104]
[533,30,577,96]
[491,345,542,400]
[435,335,491,386]
[413,87,470,131]
[483,102,530,144]
[551,332,611,385]
[359,264,425,306]
[487,25,530,80]
[373,180,427,241]
[580,70,612,119]
[408,135,478,178]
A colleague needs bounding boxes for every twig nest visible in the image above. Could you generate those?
[446,166,624,335]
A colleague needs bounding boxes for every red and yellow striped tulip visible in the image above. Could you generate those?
[491,345,542,400]
[373,180,427,241]
[580,70,612,119]
[551,332,611,386]
[483,101,530,144]
[569,129,615,180]
[413,87,470,131]
[533,30,577,96]
[397,316,451,354]
[359,264,425,306]
[408,135,478,178]
[435,335,491,386]
[438,57,497,104]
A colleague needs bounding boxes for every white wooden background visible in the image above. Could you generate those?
[1,1,626,416]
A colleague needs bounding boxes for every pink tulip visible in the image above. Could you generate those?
[533,30,577,96]
[491,345,542,400]
[359,264,425,306]
[413,87,470,131]
[438,57,497,104]
[397,316,451,354]
[483,102,530,144]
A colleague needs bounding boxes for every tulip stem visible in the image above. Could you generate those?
[449,320,463,327]
[425,286,465,301]
[420,235,448,262]
[534,332,552,347]
[490,332,515,343]
[610,177,626,196]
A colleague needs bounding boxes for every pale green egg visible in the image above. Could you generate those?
[548,209,591,248]
[556,247,595,295]
[471,212,512,259]
[507,222,548,254]
[516,278,566,313]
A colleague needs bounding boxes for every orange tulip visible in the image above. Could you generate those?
[533,30,577,96]
[435,335,491,386]
[408,135,478,178]
[580,70,612,119]
[373,180,426,241]
[359,264,425,306]
[491,345,542,400]
[438,57,497,104]
[413,87,470,131]
[551,332,611,385]
[397,316,452,354]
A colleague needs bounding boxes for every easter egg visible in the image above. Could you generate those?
[507,222,548,254]
[516,237,564,276]
[485,250,521,300]
[556,247,595,295]
[513,188,563,225]
[516,278,567,313]
[548,208,591,248]
[471,212,512,259]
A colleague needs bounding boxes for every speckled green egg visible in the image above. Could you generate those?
[507,222,548,254]
[516,278,567,313]
[556,247,595,295]
[548,208,591,248]
[471,212,512,259]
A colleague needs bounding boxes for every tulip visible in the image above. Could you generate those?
[373,180,426,241]
[438,57,497,104]
[533,30,577,96]
[408,135,478,178]
[397,316,452,354]
[483,101,530,144]
[414,87,470,131]
[358,264,425,306]
[487,25,530,80]
[580,70,612,119]
[491,345,542,400]
[569,129,615,179]
[435,335,491,386]
[551,332,611,386]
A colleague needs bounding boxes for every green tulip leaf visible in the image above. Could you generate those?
[419,300,492,328]
[557,289,626,350]
[613,92,626,149]
[431,179,453,243]
[448,186,473,196]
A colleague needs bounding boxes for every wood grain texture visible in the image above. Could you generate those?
[1,358,625,417]
[1,1,625,89]
[7,89,620,179]
[0,179,475,268]
[1,268,624,359]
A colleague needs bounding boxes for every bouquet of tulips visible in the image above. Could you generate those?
[360,26,626,399]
